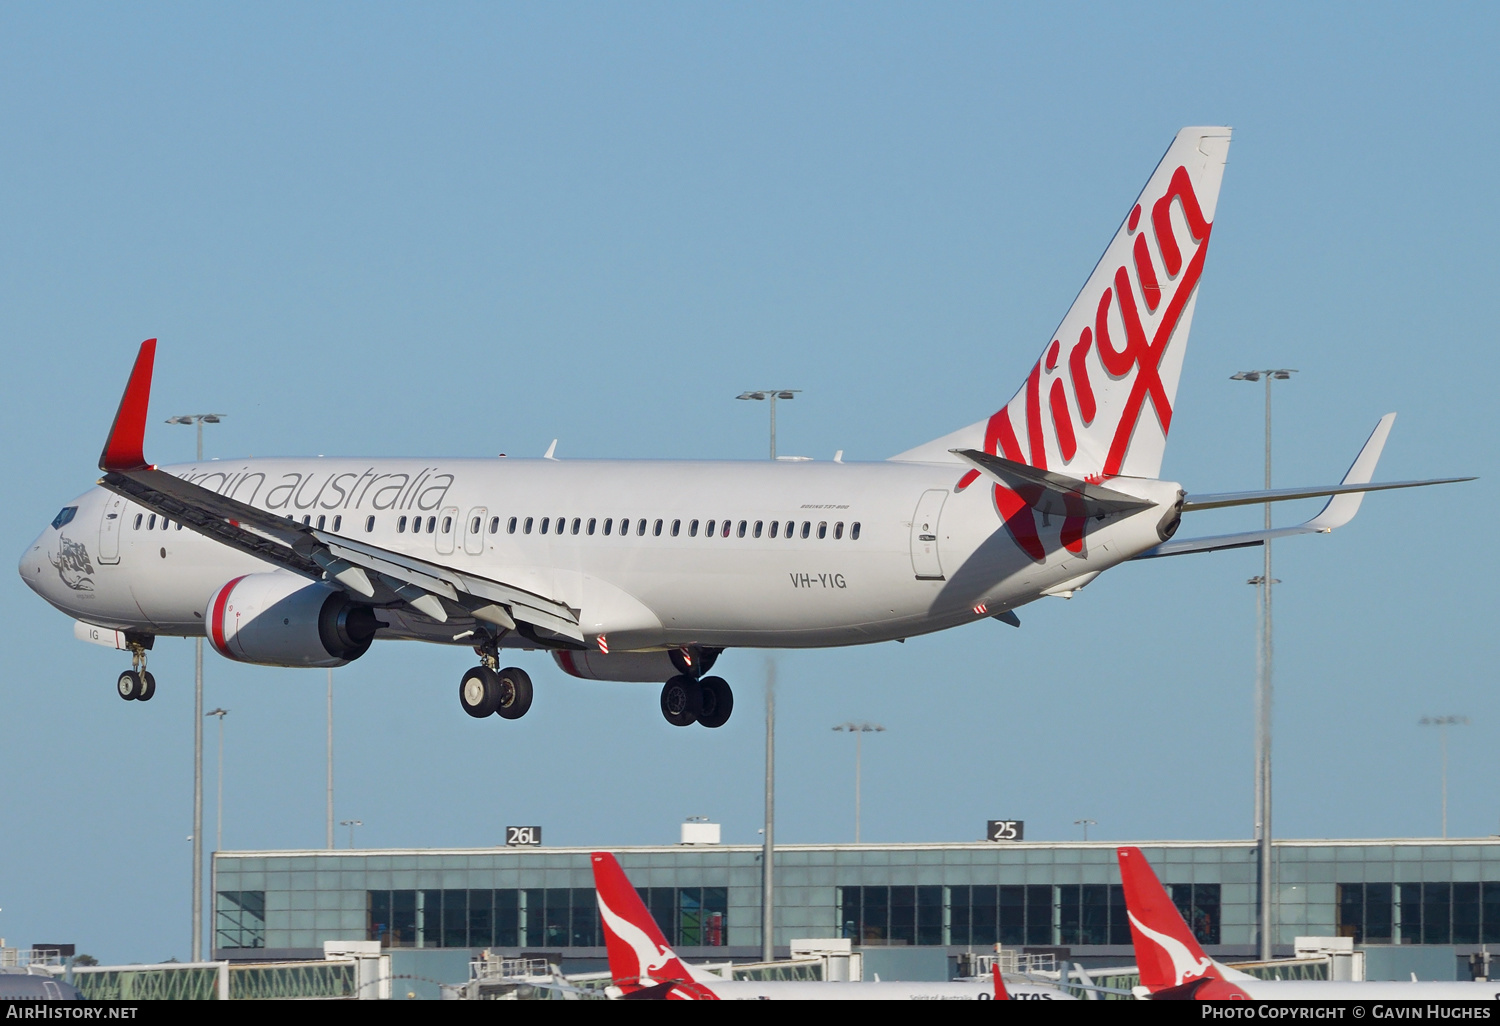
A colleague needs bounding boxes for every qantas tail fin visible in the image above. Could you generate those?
[1117,847,1250,999]
[894,127,1231,481]
[590,852,718,1000]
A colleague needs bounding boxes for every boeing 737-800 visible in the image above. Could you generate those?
[18,126,1468,726]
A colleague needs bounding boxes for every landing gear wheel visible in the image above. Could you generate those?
[696,676,733,728]
[494,667,534,720]
[117,670,141,701]
[137,671,157,702]
[460,666,501,718]
[660,675,701,727]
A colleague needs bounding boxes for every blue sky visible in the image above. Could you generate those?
[2,3,1496,962]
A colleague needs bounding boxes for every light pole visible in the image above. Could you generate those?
[327,669,335,850]
[1231,368,1294,961]
[736,390,800,460]
[206,709,229,852]
[1074,819,1097,841]
[1420,716,1469,838]
[762,662,776,963]
[833,723,885,844]
[167,412,225,963]
[341,819,363,849]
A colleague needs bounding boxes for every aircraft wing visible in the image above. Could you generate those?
[95,340,584,644]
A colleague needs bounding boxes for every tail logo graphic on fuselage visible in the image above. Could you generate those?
[958,164,1214,561]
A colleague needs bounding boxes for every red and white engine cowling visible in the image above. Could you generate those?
[206,573,381,668]
[553,646,720,683]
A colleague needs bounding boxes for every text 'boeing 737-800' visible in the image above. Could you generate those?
[19,126,1472,727]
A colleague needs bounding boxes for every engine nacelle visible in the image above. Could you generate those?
[206,573,381,668]
[553,646,719,683]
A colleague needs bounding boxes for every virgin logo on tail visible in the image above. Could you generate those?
[590,851,719,1000]
[946,128,1230,562]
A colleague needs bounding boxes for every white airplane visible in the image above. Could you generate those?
[589,851,1068,1000]
[18,126,1469,726]
[1118,846,1500,1000]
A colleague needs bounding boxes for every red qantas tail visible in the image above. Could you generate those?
[590,852,718,1000]
[1116,847,1248,1000]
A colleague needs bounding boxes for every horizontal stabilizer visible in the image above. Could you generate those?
[1182,476,1474,512]
[950,449,1154,519]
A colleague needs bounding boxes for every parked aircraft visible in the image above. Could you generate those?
[590,851,1066,999]
[19,126,1468,725]
[1118,846,1500,999]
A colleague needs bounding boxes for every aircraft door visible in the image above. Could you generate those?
[909,489,948,580]
[436,506,459,555]
[464,507,487,556]
[98,493,125,564]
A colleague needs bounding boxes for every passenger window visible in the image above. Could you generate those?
[539,517,549,534]
[470,517,481,534]
[524,517,534,535]
[851,522,861,540]
[737,520,747,538]
[671,519,681,537]
[333,516,342,532]
[817,522,827,539]
[785,521,794,539]
[489,517,499,534]
[367,516,376,533]
[148,514,157,530]
[176,522,184,530]
[443,516,453,533]
[653,519,663,537]
[705,519,715,536]
[134,513,143,530]
[588,518,597,535]
[769,521,778,538]
[637,519,647,537]
[754,521,763,538]
[317,515,327,531]
[398,515,408,532]
[801,521,811,539]
[426,516,436,533]
[507,517,517,534]
[603,518,613,536]
[572,517,582,535]
[689,520,699,537]
[834,522,844,539]
[722,520,731,538]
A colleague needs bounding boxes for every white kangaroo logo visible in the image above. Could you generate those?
[1127,910,1214,986]
[597,893,677,983]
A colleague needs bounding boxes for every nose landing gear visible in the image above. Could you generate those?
[660,674,733,728]
[117,641,156,702]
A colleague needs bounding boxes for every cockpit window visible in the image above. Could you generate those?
[51,506,78,530]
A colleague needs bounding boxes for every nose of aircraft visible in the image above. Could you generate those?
[19,527,54,599]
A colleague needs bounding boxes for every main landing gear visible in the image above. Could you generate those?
[660,675,733,729]
[117,640,156,702]
[459,640,533,720]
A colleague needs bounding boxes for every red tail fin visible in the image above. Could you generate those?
[590,852,718,1000]
[992,964,1010,1000]
[1116,847,1224,994]
[99,339,157,473]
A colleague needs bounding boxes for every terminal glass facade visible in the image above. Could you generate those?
[211,840,1500,963]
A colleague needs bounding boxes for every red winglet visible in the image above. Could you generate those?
[99,339,157,472]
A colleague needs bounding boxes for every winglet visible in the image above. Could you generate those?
[591,852,717,1000]
[99,339,157,473]
[1306,413,1394,532]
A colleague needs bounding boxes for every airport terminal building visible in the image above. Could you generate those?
[212,836,1500,984]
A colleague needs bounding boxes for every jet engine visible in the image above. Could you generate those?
[206,572,381,668]
[553,646,720,683]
